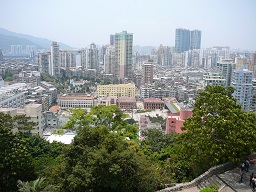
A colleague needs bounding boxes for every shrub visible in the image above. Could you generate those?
[200,188,214,192]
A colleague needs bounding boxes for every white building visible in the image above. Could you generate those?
[0,83,28,108]
[60,50,76,68]
[50,41,60,76]
[216,59,236,87]
[232,65,253,111]
[203,72,226,87]
[58,95,96,109]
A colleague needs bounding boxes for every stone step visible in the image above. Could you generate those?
[197,175,225,190]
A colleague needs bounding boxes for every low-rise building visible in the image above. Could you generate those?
[139,115,162,133]
[97,96,117,106]
[143,98,164,110]
[0,104,44,137]
[58,94,96,109]
[44,105,61,128]
[97,83,136,97]
[165,108,192,134]
[117,97,136,110]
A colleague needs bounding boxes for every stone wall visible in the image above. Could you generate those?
[159,162,237,192]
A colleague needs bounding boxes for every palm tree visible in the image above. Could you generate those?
[17,178,58,192]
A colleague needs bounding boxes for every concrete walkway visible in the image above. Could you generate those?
[160,163,256,192]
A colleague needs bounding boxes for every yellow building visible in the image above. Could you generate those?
[97,84,136,97]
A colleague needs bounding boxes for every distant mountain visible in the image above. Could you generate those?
[0,34,43,50]
[0,27,73,50]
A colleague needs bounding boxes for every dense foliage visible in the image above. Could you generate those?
[176,86,256,177]
[0,113,35,192]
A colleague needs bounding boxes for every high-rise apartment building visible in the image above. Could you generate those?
[88,43,99,71]
[175,28,190,53]
[0,49,3,63]
[251,80,256,112]
[143,60,154,84]
[0,83,27,108]
[250,52,256,78]
[104,45,115,74]
[190,30,201,50]
[60,50,76,68]
[38,51,51,74]
[115,31,133,79]
[232,65,253,111]
[175,28,201,53]
[216,59,236,87]
[80,43,99,71]
[50,41,60,76]
[110,34,115,46]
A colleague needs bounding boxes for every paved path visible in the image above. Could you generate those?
[160,163,256,192]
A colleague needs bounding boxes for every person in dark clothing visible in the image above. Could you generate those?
[252,176,256,192]
[245,159,250,172]
[250,173,254,186]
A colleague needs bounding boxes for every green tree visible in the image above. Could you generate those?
[64,105,139,139]
[40,73,54,82]
[179,86,256,176]
[0,113,35,192]
[50,126,161,192]
[18,134,64,176]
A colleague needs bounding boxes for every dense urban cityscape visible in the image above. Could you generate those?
[0,28,255,138]
[1,0,256,191]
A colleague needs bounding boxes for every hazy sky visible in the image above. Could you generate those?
[0,0,256,50]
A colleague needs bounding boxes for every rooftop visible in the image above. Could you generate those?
[144,98,164,103]
[59,95,94,100]
[49,105,61,112]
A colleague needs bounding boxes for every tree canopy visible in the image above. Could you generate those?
[64,105,139,140]
[49,109,162,191]
[178,86,256,176]
[0,113,36,192]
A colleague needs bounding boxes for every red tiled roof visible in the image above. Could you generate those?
[49,105,61,112]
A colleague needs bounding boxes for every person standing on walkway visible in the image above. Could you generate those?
[252,176,256,192]
[250,173,254,186]
[240,163,246,182]
[245,159,250,172]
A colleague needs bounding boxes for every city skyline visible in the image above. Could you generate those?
[0,0,256,50]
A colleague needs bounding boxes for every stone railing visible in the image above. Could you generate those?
[159,162,238,192]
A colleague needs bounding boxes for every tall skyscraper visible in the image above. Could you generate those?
[104,45,115,74]
[38,51,51,74]
[190,30,201,50]
[60,50,76,68]
[232,65,253,111]
[216,59,236,87]
[0,49,3,63]
[175,28,201,53]
[110,34,115,46]
[80,43,99,71]
[50,41,60,76]
[175,28,190,53]
[115,31,133,79]
[88,43,99,71]
[250,52,256,78]
[143,60,154,84]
